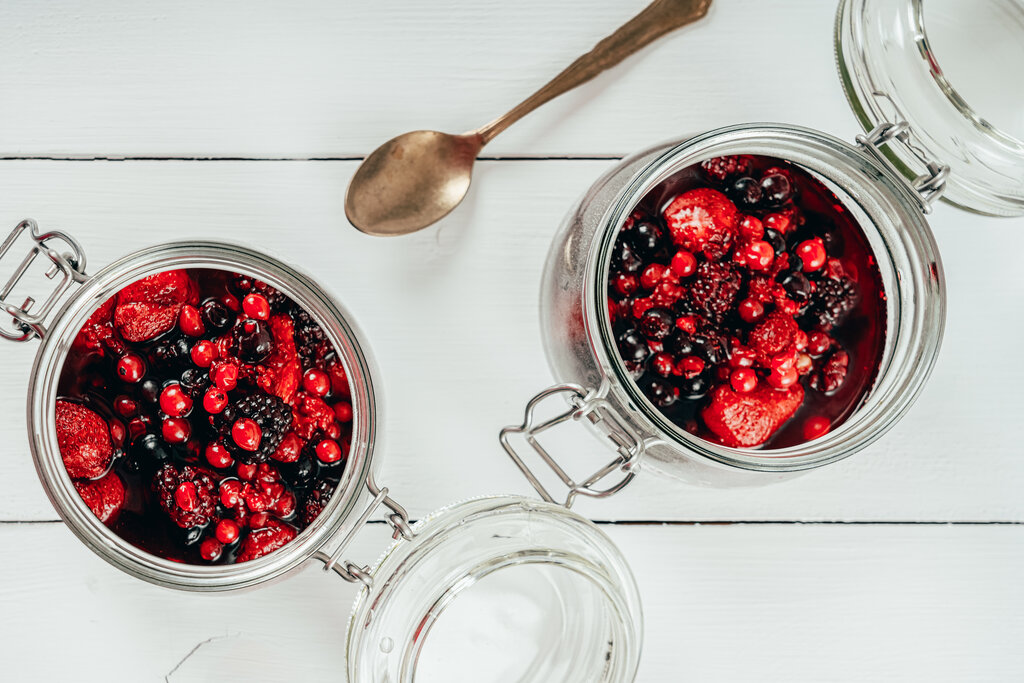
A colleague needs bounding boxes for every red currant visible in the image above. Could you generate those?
[302,369,330,397]
[178,305,205,337]
[730,368,758,393]
[737,298,765,324]
[767,366,799,389]
[232,418,262,452]
[219,480,242,507]
[199,537,223,562]
[808,332,831,356]
[116,354,146,383]
[213,362,239,391]
[677,355,705,379]
[162,417,191,443]
[738,215,764,240]
[315,439,342,463]
[159,383,193,418]
[215,519,240,544]
[190,340,217,368]
[242,293,271,320]
[744,240,775,271]
[612,272,638,297]
[205,442,233,469]
[803,416,831,440]
[650,352,675,377]
[203,386,229,414]
[333,402,353,423]
[640,264,668,290]
[114,396,138,418]
[236,463,258,481]
[174,482,197,511]
[796,238,827,272]
[670,250,697,277]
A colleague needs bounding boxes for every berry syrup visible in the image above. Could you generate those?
[607,155,886,449]
[56,268,353,564]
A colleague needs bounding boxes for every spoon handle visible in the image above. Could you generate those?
[473,0,712,145]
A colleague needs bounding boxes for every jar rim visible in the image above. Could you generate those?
[345,495,643,682]
[27,241,380,591]
[584,124,945,472]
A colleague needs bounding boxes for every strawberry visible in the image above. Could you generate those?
[114,270,199,342]
[236,517,298,562]
[73,472,124,524]
[662,188,739,259]
[71,297,116,354]
[55,400,113,479]
[701,383,805,448]
[257,314,302,404]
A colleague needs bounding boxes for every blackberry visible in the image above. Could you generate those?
[701,156,751,183]
[292,309,329,364]
[153,463,217,530]
[804,277,858,330]
[688,261,742,324]
[300,479,337,525]
[216,392,293,464]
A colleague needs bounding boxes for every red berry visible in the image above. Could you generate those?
[796,238,827,272]
[203,386,229,414]
[232,418,263,452]
[744,240,775,271]
[640,264,668,290]
[178,305,205,337]
[738,215,764,240]
[215,519,240,544]
[302,369,330,397]
[272,432,303,463]
[159,383,193,418]
[220,480,242,507]
[670,250,697,277]
[631,297,655,319]
[205,442,233,468]
[675,316,698,334]
[116,354,146,383]
[612,272,639,297]
[114,396,138,418]
[162,417,191,443]
[199,537,223,562]
[803,416,831,440]
[236,463,258,481]
[213,363,239,391]
[175,482,197,511]
[650,352,675,377]
[242,293,271,320]
[767,366,799,389]
[273,491,296,518]
[333,401,353,423]
[808,332,832,356]
[737,298,765,324]
[315,439,342,463]
[109,421,126,449]
[677,355,705,379]
[190,340,217,368]
[221,294,240,312]
[730,368,758,393]
[326,422,342,440]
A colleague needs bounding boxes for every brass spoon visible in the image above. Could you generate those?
[345,0,713,236]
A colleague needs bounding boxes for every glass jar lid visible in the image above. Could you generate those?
[836,0,1024,216]
[345,496,642,682]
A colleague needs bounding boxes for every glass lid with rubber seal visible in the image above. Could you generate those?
[344,496,643,683]
[836,0,1024,216]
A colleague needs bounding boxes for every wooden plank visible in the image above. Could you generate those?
[0,160,1021,523]
[1,522,1021,681]
[0,0,853,158]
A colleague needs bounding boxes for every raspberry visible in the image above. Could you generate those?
[700,156,752,182]
[663,188,739,259]
[293,393,337,441]
[216,392,293,464]
[71,297,115,355]
[688,261,742,324]
[153,464,217,529]
[748,311,800,359]
[73,472,124,524]
[55,400,113,479]
[300,479,336,526]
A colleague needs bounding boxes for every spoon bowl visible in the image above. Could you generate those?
[345,130,483,236]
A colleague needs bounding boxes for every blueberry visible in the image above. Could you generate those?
[643,378,678,409]
[140,378,162,404]
[281,454,316,490]
[730,177,762,208]
[679,374,710,400]
[179,368,210,398]
[130,433,171,464]
[235,319,274,363]
[625,221,664,259]
[760,173,793,205]
[200,299,233,332]
[667,333,695,358]
[781,271,812,302]
[764,228,786,255]
[617,329,650,365]
[612,239,643,274]
[639,307,675,340]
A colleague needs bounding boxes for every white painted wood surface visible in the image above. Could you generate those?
[0,1,1021,681]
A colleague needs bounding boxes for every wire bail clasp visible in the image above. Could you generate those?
[856,121,950,213]
[0,219,89,343]
[500,383,644,508]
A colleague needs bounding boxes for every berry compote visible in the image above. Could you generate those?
[606,155,886,449]
[56,269,355,564]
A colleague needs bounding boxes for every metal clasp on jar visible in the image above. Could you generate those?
[500,383,645,508]
[314,471,415,589]
[0,219,89,342]
[855,121,950,213]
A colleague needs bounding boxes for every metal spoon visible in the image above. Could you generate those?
[345,0,712,236]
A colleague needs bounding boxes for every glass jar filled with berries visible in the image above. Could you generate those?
[1,227,642,681]
[502,0,1022,497]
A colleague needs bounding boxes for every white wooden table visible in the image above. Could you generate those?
[1,1,1022,681]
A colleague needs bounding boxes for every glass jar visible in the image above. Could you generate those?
[504,0,1023,496]
[0,220,641,681]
